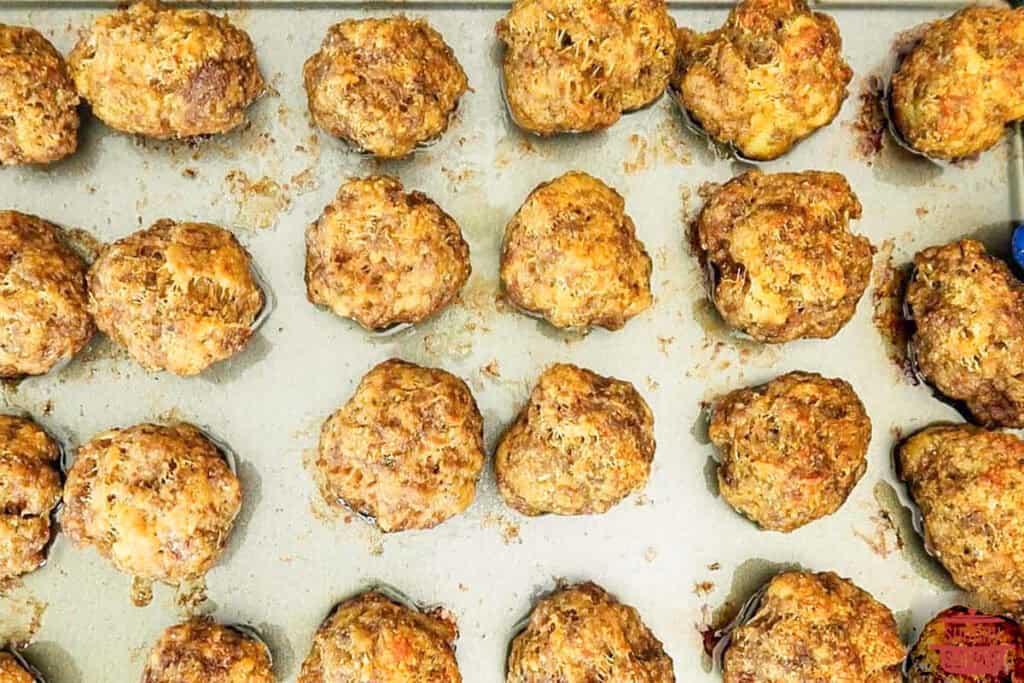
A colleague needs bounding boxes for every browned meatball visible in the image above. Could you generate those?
[305,176,471,331]
[142,618,274,683]
[0,653,35,683]
[314,359,484,532]
[891,7,1024,161]
[723,571,905,682]
[906,240,1024,428]
[303,17,467,159]
[906,606,1024,681]
[0,25,78,165]
[87,220,264,377]
[299,591,460,683]
[709,372,871,532]
[0,211,94,378]
[0,415,61,580]
[898,424,1024,611]
[507,582,673,682]
[501,171,652,331]
[61,423,241,602]
[672,0,852,161]
[696,170,871,343]
[68,0,263,139]
[495,363,655,516]
[496,0,676,135]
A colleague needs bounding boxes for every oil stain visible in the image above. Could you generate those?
[24,641,82,683]
[873,480,957,592]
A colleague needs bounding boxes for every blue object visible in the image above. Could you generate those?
[1013,224,1024,271]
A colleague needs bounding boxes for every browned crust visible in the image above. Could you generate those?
[303,16,467,158]
[0,653,34,683]
[696,170,871,343]
[495,363,655,516]
[305,175,471,330]
[68,0,263,139]
[142,618,274,683]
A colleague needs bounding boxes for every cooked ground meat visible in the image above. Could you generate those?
[906,605,1023,681]
[141,618,274,683]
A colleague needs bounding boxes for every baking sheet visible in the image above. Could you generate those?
[0,1,1020,680]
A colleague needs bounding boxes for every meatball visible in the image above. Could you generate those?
[495,363,655,516]
[87,220,264,377]
[141,618,274,683]
[303,17,467,159]
[907,240,1024,428]
[501,171,652,331]
[61,423,241,599]
[314,359,484,532]
[507,582,673,682]
[696,170,871,343]
[891,7,1024,161]
[0,653,35,683]
[897,424,1024,611]
[0,211,94,378]
[0,25,78,165]
[306,176,471,331]
[723,571,905,682]
[299,591,460,683]
[496,0,676,135]
[708,371,871,532]
[68,0,263,139]
[672,0,852,161]
[906,606,1023,681]
[0,416,61,580]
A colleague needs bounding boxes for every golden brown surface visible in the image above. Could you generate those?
[305,176,471,330]
[905,239,1024,428]
[891,7,1024,161]
[0,211,94,378]
[142,618,274,683]
[303,17,467,159]
[709,372,870,532]
[496,0,676,135]
[0,415,60,580]
[88,219,263,376]
[68,0,263,139]
[507,582,673,682]
[898,424,1024,611]
[0,25,78,165]
[723,571,905,682]
[906,606,1024,681]
[61,423,241,587]
[315,359,484,532]
[495,363,655,516]
[0,653,33,683]
[501,171,652,330]
[299,591,460,683]
[671,0,852,161]
[697,170,871,343]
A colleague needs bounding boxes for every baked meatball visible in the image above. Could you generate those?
[68,0,263,139]
[723,571,905,682]
[0,25,78,165]
[306,176,471,330]
[672,0,852,161]
[696,170,871,343]
[906,240,1024,428]
[507,582,673,682]
[87,220,264,377]
[314,359,484,532]
[299,591,460,683]
[708,371,871,532]
[142,618,274,683]
[0,211,94,378]
[303,17,468,159]
[0,416,61,580]
[61,423,241,598]
[898,424,1024,611]
[891,7,1024,161]
[0,653,36,683]
[501,171,652,330]
[906,606,1023,681]
[495,363,655,516]
[496,0,676,135]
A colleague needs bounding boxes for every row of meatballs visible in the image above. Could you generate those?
[2,0,1023,164]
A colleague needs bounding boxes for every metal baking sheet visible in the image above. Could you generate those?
[0,1,1020,681]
